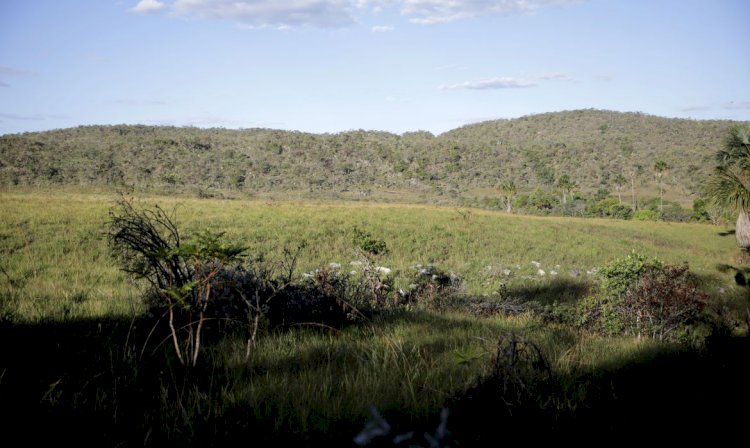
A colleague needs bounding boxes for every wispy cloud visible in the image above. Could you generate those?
[113,99,169,106]
[681,101,750,113]
[593,74,613,82]
[170,0,356,28]
[131,0,165,13]
[723,101,750,110]
[0,65,35,76]
[144,112,278,129]
[0,81,8,88]
[131,1,584,28]
[440,71,575,91]
[441,77,537,90]
[681,105,711,112]
[398,0,582,25]
[538,72,573,81]
[371,24,394,32]
[433,64,463,71]
[0,112,67,121]
[385,95,411,102]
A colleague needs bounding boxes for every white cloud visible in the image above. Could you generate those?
[131,0,166,13]
[371,24,394,32]
[171,0,356,28]
[440,77,537,90]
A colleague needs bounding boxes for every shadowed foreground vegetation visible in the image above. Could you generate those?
[2,191,750,445]
[2,308,749,446]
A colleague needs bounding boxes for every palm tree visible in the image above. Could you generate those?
[627,164,642,211]
[555,174,577,204]
[499,180,517,213]
[707,124,750,251]
[613,173,627,205]
[653,160,669,212]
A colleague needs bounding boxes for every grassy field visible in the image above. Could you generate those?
[0,191,741,321]
[1,191,749,445]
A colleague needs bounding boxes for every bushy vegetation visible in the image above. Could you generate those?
[1,110,743,221]
[575,253,709,342]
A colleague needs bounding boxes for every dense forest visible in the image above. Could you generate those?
[0,109,743,218]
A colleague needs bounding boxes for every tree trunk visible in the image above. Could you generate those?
[737,209,750,252]
[659,182,664,212]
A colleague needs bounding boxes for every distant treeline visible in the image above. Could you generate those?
[0,109,743,219]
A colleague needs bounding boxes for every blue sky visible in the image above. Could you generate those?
[1,0,748,136]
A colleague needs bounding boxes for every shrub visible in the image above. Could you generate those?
[108,198,356,366]
[660,203,693,222]
[691,198,711,222]
[609,204,634,220]
[401,264,461,311]
[576,253,709,342]
[108,198,247,366]
[633,209,660,221]
[598,252,662,298]
[586,198,619,218]
[586,198,634,219]
[352,227,388,255]
[622,264,708,341]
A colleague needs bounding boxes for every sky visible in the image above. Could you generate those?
[0,0,749,136]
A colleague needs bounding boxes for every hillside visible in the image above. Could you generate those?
[0,109,743,207]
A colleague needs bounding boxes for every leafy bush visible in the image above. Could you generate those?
[108,198,356,365]
[691,198,711,222]
[576,253,709,342]
[108,198,247,366]
[660,203,693,222]
[633,209,660,221]
[577,252,657,334]
[622,264,708,341]
[352,227,388,255]
[599,252,663,298]
[586,198,619,218]
[586,198,633,219]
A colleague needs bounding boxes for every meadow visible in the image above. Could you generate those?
[0,191,740,320]
[1,190,748,445]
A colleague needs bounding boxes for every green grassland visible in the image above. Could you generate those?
[1,191,749,446]
[0,191,741,321]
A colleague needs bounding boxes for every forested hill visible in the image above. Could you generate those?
[0,109,743,206]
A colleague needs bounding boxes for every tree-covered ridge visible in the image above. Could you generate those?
[0,109,744,207]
